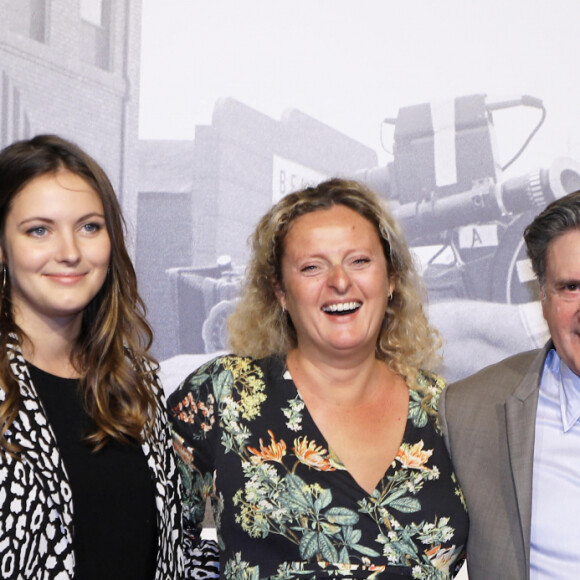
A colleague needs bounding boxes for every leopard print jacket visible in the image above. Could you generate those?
[0,343,184,579]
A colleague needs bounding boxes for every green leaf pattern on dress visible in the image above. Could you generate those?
[180,357,465,579]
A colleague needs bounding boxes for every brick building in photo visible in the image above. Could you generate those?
[0,0,142,226]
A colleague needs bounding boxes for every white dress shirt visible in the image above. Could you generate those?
[530,349,580,578]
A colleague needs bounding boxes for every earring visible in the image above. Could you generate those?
[2,264,6,294]
[282,304,286,314]
[388,292,393,302]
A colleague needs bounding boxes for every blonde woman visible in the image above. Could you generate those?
[170,179,467,578]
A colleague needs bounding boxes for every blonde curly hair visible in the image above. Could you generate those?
[228,178,440,389]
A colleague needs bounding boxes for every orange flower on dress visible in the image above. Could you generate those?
[173,394,215,428]
[172,393,198,423]
[395,441,433,470]
[293,437,336,471]
[425,544,457,572]
[173,442,194,465]
[247,430,287,463]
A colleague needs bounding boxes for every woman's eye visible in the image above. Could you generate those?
[301,265,318,272]
[353,257,370,265]
[27,226,47,237]
[83,222,102,233]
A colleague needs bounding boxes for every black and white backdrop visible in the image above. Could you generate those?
[137,0,580,393]
[4,2,580,575]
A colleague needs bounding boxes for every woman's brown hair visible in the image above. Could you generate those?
[0,134,157,453]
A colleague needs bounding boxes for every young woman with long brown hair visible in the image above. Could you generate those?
[0,135,183,579]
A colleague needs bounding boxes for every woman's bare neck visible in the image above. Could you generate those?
[16,312,81,378]
[286,348,395,407]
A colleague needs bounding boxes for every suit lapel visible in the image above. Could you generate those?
[504,345,549,576]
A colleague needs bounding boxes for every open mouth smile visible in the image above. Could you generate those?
[322,301,362,315]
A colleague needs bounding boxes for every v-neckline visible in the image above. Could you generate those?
[281,366,412,496]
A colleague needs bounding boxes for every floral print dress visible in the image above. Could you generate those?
[169,355,468,579]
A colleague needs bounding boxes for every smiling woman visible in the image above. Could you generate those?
[2,171,111,338]
[169,178,469,579]
[274,205,393,363]
[0,135,184,579]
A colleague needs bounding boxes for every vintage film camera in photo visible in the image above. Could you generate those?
[156,94,580,362]
[358,93,580,305]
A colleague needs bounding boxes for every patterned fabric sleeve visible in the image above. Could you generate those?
[168,358,221,579]
[417,369,468,577]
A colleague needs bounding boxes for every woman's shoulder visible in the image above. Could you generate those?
[413,369,446,407]
[192,353,263,377]
[169,354,270,400]
[406,370,447,431]
[416,369,446,391]
[0,342,34,398]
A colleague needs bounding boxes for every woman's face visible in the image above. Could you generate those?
[1,170,111,331]
[277,204,393,362]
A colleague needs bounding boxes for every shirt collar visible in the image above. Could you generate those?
[546,349,580,432]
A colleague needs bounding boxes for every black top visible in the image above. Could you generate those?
[169,354,468,578]
[30,363,158,580]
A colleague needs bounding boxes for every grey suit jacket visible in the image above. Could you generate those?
[439,343,550,580]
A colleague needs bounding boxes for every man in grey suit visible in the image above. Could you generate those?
[440,190,580,580]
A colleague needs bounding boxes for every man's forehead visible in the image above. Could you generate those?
[546,229,580,269]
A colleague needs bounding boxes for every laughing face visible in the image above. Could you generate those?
[276,204,393,362]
